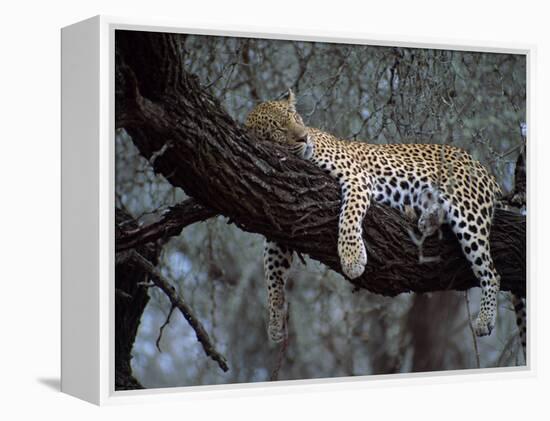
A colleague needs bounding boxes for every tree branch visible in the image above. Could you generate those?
[116,198,216,252]
[115,208,154,390]
[115,30,526,298]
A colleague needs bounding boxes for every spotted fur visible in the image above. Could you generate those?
[263,241,292,343]
[246,89,512,346]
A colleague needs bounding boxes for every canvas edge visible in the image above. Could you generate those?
[61,15,102,405]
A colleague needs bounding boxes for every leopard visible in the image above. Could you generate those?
[245,89,526,358]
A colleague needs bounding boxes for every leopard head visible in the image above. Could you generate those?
[245,89,313,159]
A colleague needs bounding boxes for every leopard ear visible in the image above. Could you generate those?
[287,88,296,112]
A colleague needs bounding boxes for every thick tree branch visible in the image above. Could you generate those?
[115,31,526,298]
[116,198,216,252]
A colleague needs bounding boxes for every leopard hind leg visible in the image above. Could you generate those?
[407,186,446,263]
[263,240,293,343]
[449,203,500,337]
[417,186,446,238]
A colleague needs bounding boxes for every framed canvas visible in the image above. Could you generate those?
[61,15,531,405]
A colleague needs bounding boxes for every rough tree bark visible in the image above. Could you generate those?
[115,204,224,389]
[115,208,158,390]
[115,30,526,298]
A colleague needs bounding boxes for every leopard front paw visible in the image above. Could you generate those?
[339,238,367,279]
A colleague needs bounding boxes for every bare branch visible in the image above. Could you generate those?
[270,303,291,381]
[156,304,176,353]
[464,291,481,368]
[129,250,229,372]
[116,199,217,252]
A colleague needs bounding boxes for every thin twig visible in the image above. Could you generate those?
[129,250,229,372]
[156,304,176,353]
[115,288,133,301]
[270,303,291,381]
[464,291,481,368]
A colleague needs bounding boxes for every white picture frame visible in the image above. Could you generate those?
[61,15,533,405]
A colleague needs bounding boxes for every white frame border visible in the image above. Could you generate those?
[64,15,535,405]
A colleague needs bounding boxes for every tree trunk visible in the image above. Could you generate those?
[115,208,159,390]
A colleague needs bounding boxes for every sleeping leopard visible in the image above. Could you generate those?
[245,89,526,356]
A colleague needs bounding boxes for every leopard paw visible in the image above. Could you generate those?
[339,238,367,279]
[474,311,495,337]
[267,305,287,343]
